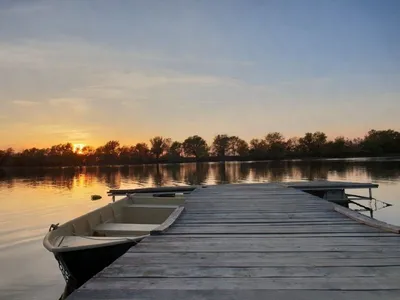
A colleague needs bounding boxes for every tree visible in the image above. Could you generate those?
[325,136,354,157]
[211,134,231,157]
[298,132,327,156]
[265,132,286,158]
[118,145,134,164]
[81,146,95,155]
[81,146,96,165]
[49,143,74,156]
[249,138,268,159]
[168,141,183,158]
[0,148,14,166]
[362,129,400,155]
[132,143,150,162]
[103,140,120,155]
[150,136,171,160]
[96,141,120,164]
[229,136,249,156]
[47,143,75,165]
[286,137,300,155]
[18,147,48,166]
[182,135,208,159]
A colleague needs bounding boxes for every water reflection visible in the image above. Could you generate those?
[1,160,400,190]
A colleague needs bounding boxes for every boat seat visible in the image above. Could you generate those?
[123,204,179,209]
[93,223,159,236]
[120,204,180,224]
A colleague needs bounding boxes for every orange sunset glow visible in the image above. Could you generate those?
[73,144,85,154]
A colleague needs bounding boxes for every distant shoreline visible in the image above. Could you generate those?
[1,130,399,168]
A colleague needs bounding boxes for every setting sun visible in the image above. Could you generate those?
[73,144,85,154]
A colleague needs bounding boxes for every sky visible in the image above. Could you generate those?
[0,0,399,149]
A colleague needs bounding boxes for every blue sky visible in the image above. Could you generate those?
[0,0,399,148]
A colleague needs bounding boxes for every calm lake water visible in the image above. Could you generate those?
[1,159,400,300]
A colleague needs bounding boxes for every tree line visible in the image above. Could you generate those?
[1,129,399,167]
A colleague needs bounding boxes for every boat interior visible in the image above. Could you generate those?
[43,192,187,253]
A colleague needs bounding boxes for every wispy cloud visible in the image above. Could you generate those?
[33,124,94,143]
[0,39,253,70]
[0,1,52,16]
[48,98,90,114]
[12,100,40,106]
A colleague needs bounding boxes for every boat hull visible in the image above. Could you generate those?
[56,240,137,299]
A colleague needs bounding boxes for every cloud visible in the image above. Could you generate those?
[12,100,40,106]
[0,1,52,16]
[0,39,245,109]
[33,124,95,143]
[0,39,253,71]
[48,98,90,114]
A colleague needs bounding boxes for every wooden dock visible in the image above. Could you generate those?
[69,183,400,300]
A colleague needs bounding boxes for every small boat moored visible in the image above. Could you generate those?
[43,188,190,298]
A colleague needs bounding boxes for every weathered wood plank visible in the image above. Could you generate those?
[118,252,400,267]
[142,232,399,238]
[182,211,342,215]
[180,208,333,212]
[178,220,358,225]
[81,277,400,290]
[165,224,382,234]
[181,213,346,219]
[139,236,400,245]
[68,290,400,300]
[132,245,400,253]
[99,265,400,278]
[121,250,400,260]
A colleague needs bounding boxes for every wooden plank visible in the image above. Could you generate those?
[109,186,196,195]
[177,209,335,214]
[80,277,400,290]
[176,220,359,225]
[142,233,399,238]
[133,244,400,253]
[181,212,345,218]
[118,252,400,267]
[184,203,332,207]
[139,236,400,245]
[68,289,400,300]
[165,224,382,234]
[121,250,400,260]
[99,265,400,278]
[178,220,358,225]
[285,181,379,189]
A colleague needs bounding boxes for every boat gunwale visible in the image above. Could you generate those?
[44,234,148,253]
